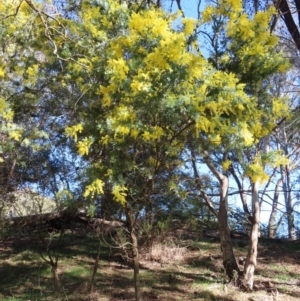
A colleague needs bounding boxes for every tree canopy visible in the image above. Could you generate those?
[0,0,298,299]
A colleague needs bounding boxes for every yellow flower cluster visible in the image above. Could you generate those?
[84,179,105,198]
[65,124,84,142]
[112,185,128,205]
[246,162,269,183]
[129,10,170,39]
[107,58,129,82]
[222,160,232,171]
[56,0,289,200]
[142,126,164,142]
[77,137,93,156]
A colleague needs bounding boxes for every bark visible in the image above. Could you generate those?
[278,0,300,51]
[204,155,239,279]
[39,251,62,293]
[51,262,62,293]
[131,231,140,301]
[280,125,296,240]
[33,229,64,293]
[243,181,260,290]
[218,176,240,279]
[283,165,296,240]
[294,0,300,27]
[126,206,141,301]
[254,0,258,13]
[268,178,282,238]
[90,237,101,293]
[191,149,218,218]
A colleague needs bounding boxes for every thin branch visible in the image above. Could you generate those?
[190,148,218,218]
[175,0,185,17]
[0,0,24,20]
[197,0,202,20]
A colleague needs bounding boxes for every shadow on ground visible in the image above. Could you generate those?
[1,235,300,300]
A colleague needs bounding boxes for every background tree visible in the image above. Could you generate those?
[188,0,290,288]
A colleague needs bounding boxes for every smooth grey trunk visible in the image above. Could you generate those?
[243,181,260,290]
[204,155,239,279]
[279,125,296,240]
[281,165,296,240]
[268,178,282,238]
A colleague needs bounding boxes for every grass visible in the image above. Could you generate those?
[0,233,300,300]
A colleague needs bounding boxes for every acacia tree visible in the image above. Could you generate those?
[1,0,290,297]
[62,0,288,293]
[240,0,300,241]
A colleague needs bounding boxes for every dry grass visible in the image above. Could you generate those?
[141,239,187,264]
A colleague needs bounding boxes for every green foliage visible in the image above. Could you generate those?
[0,0,292,226]
[55,0,289,206]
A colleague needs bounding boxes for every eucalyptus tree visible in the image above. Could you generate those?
[238,0,300,241]
[187,0,290,289]
[270,73,300,240]
[244,0,300,50]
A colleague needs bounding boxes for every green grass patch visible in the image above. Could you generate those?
[64,265,91,279]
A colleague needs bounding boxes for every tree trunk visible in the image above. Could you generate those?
[51,262,62,293]
[280,125,296,240]
[90,237,101,293]
[203,155,239,279]
[284,166,296,240]
[131,231,140,301]
[126,206,141,301]
[278,0,300,51]
[218,177,239,279]
[268,178,281,238]
[243,181,260,290]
